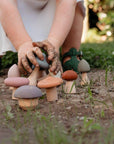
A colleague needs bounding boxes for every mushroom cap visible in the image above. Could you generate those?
[78,59,90,72]
[8,64,20,77]
[32,53,49,70]
[14,85,42,99]
[62,70,78,81]
[37,76,63,88]
[4,77,29,87]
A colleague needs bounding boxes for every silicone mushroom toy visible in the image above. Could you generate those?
[4,77,29,99]
[7,64,21,99]
[62,70,78,93]
[28,53,49,86]
[38,76,63,102]
[78,59,90,86]
[8,64,20,77]
[14,85,42,110]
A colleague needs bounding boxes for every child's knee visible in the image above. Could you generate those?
[77,1,86,18]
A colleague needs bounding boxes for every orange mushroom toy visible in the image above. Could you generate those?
[37,76,63,102]
[62,70,78,93]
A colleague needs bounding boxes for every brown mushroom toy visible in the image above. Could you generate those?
[4,77,29,99]
[14,85,42,110]
[78,59,90,86]
[37,76,63,102]
[62,70,78,93]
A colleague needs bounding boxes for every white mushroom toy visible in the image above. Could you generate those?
[78,59,90,86]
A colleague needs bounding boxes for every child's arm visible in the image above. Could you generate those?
[34,0,76,73]
[48,0,76,53]
[0,0,43,73]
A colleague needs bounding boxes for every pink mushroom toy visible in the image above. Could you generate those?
[6,64,21,99]
[8,64,20,77]
[4,77,29,99]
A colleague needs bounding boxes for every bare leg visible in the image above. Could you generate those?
[61,2,89,89]
[62,2,85,55]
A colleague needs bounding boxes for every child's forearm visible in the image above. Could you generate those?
[0,1,31,50]
[48,0,76,52]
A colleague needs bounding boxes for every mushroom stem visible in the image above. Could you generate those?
[46,87,58,102]
[28,67,40,86]
[81,72,90,86]
[11,87,18,100]
[64,81,76,94]
[18,98,38,110]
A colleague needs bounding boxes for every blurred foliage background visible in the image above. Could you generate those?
[0,0,114,71]
[87,0,114,41]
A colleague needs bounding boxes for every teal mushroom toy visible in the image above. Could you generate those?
[28,53,49,86]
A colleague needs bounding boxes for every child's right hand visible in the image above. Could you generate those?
[17,41,44,74]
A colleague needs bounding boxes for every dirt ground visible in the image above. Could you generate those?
[0,68,114,144]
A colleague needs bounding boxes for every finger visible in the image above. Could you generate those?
[21,57,32,73]
[50,58,57,72]
[47,49,55,60]
[32,42,43,48]
[27,50,39,67]
[41,40,55,60]
[54,65,60,74]
[18,60,27,75]
[33,47,44,60]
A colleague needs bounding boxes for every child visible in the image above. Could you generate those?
[0,0,85,75]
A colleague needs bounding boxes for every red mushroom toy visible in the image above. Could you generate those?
[62,70,78,93]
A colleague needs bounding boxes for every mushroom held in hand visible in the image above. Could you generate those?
[62,70,78,93]
[28,53,49,86]
[14,85,42,110]
[78,59,90,86]
[4,77,29,99]
[37,76,63,102]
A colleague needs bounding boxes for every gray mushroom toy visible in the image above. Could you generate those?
[78,59,90,86]
[14,85,42,110]
[28,53,49,86]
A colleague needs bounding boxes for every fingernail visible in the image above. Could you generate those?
[48,56,52,60]
[36,64,39,67]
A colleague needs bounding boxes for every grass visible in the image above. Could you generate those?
[0,41,114,71]
[80,41,114,70]
[0,106,114,144]
[0,38,114,143]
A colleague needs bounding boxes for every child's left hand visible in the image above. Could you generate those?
[33,40,62,74]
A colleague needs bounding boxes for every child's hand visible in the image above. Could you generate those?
[18,41,44,74]
[33,40,62,74]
